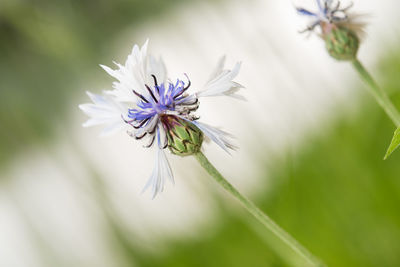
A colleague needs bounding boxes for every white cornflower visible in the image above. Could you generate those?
[79,40,243,198]
[296,0,365,36]
[296,0,366,61]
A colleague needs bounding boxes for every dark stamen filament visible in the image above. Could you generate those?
[151,74,160,94]
[122,114,135,124]
[183,75,191,91]
[174,75,191,99]
[148,120,158,135]
[162,140,168,149]
[145,136,155,148]
[135,132,147,140]
[133,90,149,103]
[145,84,159,103]
[133,118,149,129]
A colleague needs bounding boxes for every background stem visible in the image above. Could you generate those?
[195,151,325,267]
[352,59,400,126]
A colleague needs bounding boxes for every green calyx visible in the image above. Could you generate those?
[166,117,203,156]
[324,26,359,61]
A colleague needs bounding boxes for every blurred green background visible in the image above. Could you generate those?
[1,0,400,266]
[0,0,205,166]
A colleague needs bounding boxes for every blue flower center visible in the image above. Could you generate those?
[125,75,196,130]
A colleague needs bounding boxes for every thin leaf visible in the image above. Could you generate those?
[384,127,400,160]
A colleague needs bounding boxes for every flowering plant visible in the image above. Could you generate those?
[80,40,242,198]
[80,40,323,266]
[297,0,400,159]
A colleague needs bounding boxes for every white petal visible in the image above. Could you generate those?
[79,92,127,136]
[206,55,226,82]
[100,120,127,137]
[100,64,122,81]
[100,40,150,102]
[192,121,237,154]
[100,40,170,104]
[142,147,174,199]
[148,55,168,84]
[156,123,168,149]
[197,57,244,99]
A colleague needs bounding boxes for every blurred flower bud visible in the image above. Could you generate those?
[322,23,359,61]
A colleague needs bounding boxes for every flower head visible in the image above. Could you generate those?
[296,0,353,32]
[296,0,365,61]
[79,40,243,198]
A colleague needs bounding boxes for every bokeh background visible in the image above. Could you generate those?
[1,0,400,266]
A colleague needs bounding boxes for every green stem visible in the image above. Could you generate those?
[195,151,325,267]
[352,59,400,126]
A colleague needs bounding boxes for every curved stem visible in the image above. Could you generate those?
[352,59,400,126]
[195,151,325,267]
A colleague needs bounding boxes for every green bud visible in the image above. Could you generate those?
[323,25,359,61]
[165,116,203,156]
